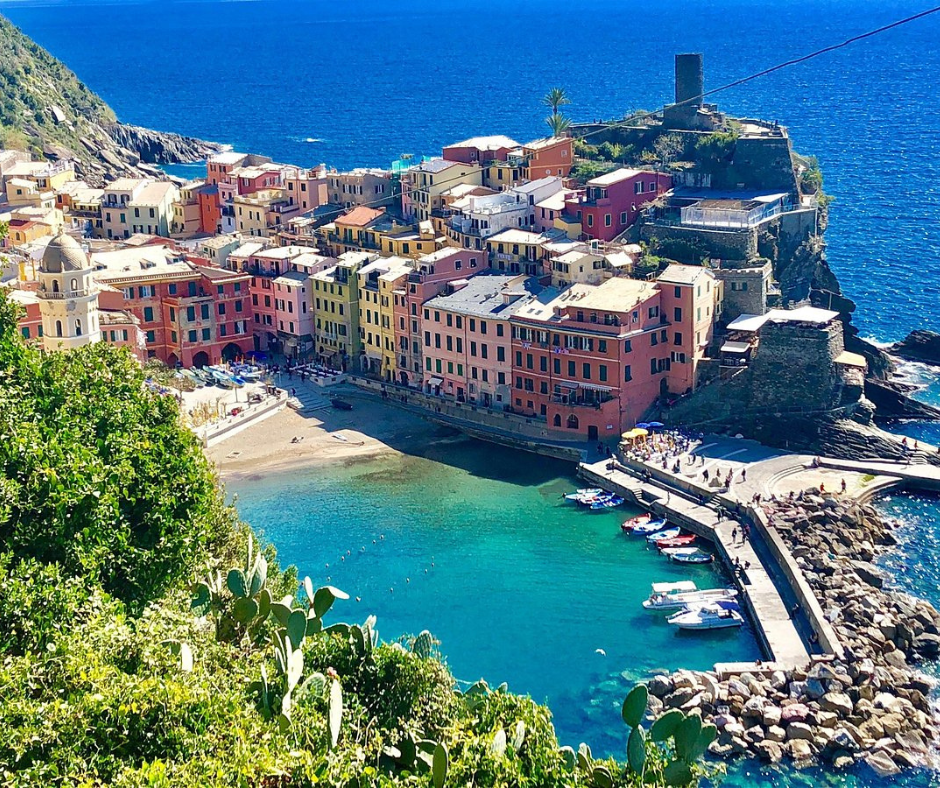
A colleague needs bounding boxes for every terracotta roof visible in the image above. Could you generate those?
[336,206,384,227]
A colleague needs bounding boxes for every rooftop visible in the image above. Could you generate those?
[446,135,520,151]
[91,246,189,279]
[229,241,267,258]
[336,205,384,227]
[657,263,712,285]
[587,168,644,187]
[488,228,553,246]
[418,158,463,174]
[425,273,539,318]
[524,136,567,151]
[106,177,148,193]
[553,277,659,313]
[209,151,249,165]
[273,271,310,286]
[253,245,307,260]
[130,181,177,206]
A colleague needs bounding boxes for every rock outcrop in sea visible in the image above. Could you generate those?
[648,496,939,775]
[891,330,940,367]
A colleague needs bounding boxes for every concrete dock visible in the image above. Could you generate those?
[580,459,810,670]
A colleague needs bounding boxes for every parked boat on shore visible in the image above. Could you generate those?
[668,602,744,630]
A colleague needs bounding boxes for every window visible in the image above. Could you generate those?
[651,358,658,375]
[604,213,612,227]
[586,214,594,227]
[674,286,682,298]
[674,307,682,322]
[202,304,211,319]
[235,300,243,313]
[143,306,154,322]
[526,354,533,370]
[567,414,579,430]
[446,314,452,327]
[515,351,522,367]
[169,307,176,322]
[21,326,29,339]
[624,339,632,352]
[186,306,196,322]
[599,365,608,382]
[496,346,505,362]
[553,358,561,374]
[620,211,627,225]
[634,181,645,194]
[540,356,547,372]
[481,344,488,359]
[146,330,156,343]
[188,330,197,343]
[202,328,211,341]
[651,333,658,346]
[674,332,682,345]
[171,330,178,343]
[582,363,591,379]
[568,360,576,377]
[188,282,197,297]
[624,365,632,382]
[497,372,506,385]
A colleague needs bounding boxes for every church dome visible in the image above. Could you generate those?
[41,232,88,274]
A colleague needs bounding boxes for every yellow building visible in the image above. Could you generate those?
[486,229,556,275]
[234,189,297,238]
[355,256,410,378]
[401,159,482,223]
[171,180,204,237]
[312,251,376,366]
[2,160,75,194]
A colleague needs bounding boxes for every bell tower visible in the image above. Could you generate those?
[36,232,101,352]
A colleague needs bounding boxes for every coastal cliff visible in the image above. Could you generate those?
[0,14,221,182]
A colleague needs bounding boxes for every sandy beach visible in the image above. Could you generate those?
[205,393,452,480]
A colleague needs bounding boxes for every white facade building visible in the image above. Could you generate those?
[36,232,101,352]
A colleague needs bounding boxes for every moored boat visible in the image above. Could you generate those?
[655,534,697,549]
[564,488,604,503]
[643,587,738,611]
[667,602,744,630]
[589,495,624,510]
[620,513,652,533]
[662,547,714,564]
[646,527,681,543]
[630,518,668,535]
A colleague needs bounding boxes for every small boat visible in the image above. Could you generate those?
[331,398,353,411]
[651,580,697,595]
[590,495,624,510]
[179,368,203,387]
[621,513,652,533]
[668,602,744,630]
[565,488,604,502]
[663,547,714,565]
[630,518,668,535]
[646,527,681,543]
[656,534,698,549]
[643,587,737,611]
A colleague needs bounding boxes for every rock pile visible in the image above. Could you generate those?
[647,496,939,776]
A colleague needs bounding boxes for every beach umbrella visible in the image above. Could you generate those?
[634,428,649,437]
[648,421,664,429]
[636,422,650,429]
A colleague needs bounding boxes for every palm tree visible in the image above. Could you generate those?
[541,87,571,115]
[546,113,572,137]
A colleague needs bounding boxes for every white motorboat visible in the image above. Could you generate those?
[651,581,697,595]
[564,488,604,503]
[643,587,738,611]
[668,602,744,630]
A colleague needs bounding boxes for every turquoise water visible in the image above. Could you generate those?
[231,437,759,756]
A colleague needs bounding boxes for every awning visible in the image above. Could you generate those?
[834,351,867,369]
[579,382,614,392]
[721,341,752,354]
[427,377,444,387]
[725,314,768,333]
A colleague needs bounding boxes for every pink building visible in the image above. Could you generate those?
[442,135,519,165]
[564,169,672,242]
[244,246,309,353]
[273,271,314,359]
[656,264,720,395]
[421,273,528,407]
[510,277,672,441]
[392,248,488,387]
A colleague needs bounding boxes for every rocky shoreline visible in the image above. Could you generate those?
[647,494,940,776]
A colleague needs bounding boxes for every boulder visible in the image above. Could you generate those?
[762,705,782,727]
[820,691,853,716]
[781,703,810,724]
[864,751,900,778]
[851,560,884,588]
[755,740,784,763]
[786,722,815,741]
[648,675,672,697]
[789,738,815,762]
[765,725,787,743]
[827,728,860,753]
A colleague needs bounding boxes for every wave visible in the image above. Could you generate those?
[293,137,325,144]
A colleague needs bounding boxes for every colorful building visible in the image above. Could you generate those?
[400,159,483,222]
[564,169,672,242]
[422,273,529,406]
[326,167,395,210]
[312,251,377,367]
[356,256,410,376]
[442,135,519,165]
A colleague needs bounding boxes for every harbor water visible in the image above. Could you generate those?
[231,438,760,757]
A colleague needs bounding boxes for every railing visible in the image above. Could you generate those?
[38,288,91,299]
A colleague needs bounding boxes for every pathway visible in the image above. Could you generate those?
[580,459,810,670]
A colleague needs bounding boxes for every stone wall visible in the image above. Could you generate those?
[640,222,756,263]
[747,321,843,411]
[714,262,773,319]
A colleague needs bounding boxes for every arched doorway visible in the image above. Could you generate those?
[166,353,179,369]
[399,371,408,385]
[553,414,562,427]
[222,343,241,362]
[192,350,210,368]
[567,414,579,430]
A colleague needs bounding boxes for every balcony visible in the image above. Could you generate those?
[37,287,91,300]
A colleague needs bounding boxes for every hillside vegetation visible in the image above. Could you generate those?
[0,290,712,787]
[0,14,218,182]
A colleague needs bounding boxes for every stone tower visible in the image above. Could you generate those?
[36,232,101,352]
[675,53,704,106]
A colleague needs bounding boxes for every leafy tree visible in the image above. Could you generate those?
[0,290,239,607]
[542,87,571,115]
[653,133,685,168]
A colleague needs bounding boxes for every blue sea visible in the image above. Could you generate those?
[4,0,940,782]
